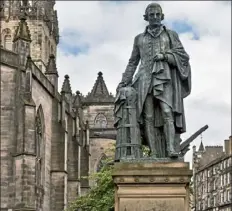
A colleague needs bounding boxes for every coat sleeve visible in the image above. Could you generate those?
[121,35,141,85]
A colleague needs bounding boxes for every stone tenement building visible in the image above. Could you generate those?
[0,1,116,211]
[192,136,232,211]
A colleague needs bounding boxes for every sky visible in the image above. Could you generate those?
[54,1,231,165]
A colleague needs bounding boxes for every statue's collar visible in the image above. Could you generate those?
[143,25,165,37]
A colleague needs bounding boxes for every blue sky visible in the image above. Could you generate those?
[166,20,200,40]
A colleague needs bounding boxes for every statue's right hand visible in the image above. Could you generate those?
[116,82,126,92]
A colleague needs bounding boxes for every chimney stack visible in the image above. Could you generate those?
[224,136,232,155]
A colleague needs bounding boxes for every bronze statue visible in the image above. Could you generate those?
[114,3,192,160]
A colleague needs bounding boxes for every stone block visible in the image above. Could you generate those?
[112,162,192,211]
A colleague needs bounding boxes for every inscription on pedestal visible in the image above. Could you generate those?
[120,199,184,211]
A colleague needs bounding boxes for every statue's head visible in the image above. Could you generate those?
[143,3,164,27]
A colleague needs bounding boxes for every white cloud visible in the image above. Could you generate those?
[55,1,231,165]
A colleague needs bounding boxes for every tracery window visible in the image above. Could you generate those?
[94,113,107,128]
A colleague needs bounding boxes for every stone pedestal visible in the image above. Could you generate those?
[112,162,192,211]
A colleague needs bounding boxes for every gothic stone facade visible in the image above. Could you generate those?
[81,72,116,187]
[192,137,232,211]
[0,1,116,211]
[0,0,59,73]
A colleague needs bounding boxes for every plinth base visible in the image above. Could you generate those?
[112,162,192,211]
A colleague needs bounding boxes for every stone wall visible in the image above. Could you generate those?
[82,104,116,187]
[0,61,18,210]
[83,104,115,128]
[51,172,66,210]
[32,77,53,211]
[90,138,115,173]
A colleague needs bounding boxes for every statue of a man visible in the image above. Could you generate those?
[116,3,191,159]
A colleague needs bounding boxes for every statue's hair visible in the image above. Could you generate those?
[143,3,164,21]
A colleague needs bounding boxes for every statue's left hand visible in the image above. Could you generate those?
[153,53,165,62]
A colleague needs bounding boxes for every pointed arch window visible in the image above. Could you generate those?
[50,45,54,55]
[35,105,45,209]
[2,28,12,50]
[96,154,107,172]
[35,106,45,186]
[35,115,42,185]
[4,35,11,50]
[94,113,107,128]
[45,36,49,62]
[64,115,68,171]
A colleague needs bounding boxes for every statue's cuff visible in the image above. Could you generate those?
[160,52,168,62]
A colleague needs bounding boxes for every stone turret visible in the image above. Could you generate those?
[224,136,232,155]
[12,13,31,68]
[45,54,59,91]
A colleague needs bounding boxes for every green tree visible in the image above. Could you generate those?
[66,143,115,211]
[67,158,114,211]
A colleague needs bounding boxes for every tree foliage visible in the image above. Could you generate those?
[67,157,115,211]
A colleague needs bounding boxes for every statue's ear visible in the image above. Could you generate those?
[161,14,164,21]
[143,14,148,21]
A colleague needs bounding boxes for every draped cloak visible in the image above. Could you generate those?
[116,25,191,134]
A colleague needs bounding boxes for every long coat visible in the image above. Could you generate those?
[121,25,191,134]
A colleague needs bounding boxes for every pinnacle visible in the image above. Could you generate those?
[198,141,204,152]
[61,75,72,94]
[89,71,109,97]
[45,54,58,75]
[13,13,31,42]
[73,90,82,107]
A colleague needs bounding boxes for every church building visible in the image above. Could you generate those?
[0,1,116,210]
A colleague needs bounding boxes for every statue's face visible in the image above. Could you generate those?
[147,6,162,27]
